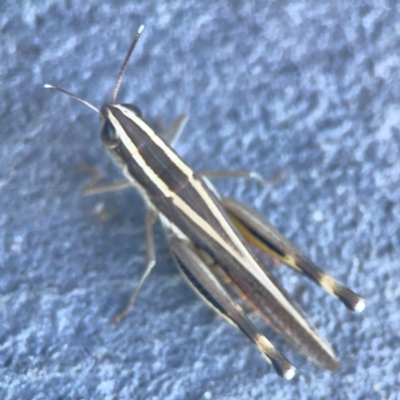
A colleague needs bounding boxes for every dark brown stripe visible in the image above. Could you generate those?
[103,103,339,370]
[107,105,189,192]
[228,211,287,258]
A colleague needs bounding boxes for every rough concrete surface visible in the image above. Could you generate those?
[1,1,400,399]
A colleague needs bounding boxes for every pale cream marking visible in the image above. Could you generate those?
[106,108,337,357]
[114,105,194,175]
[162,222,291,373]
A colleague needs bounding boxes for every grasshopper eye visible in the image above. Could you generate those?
[101,120,120,148]
[121,103,142,118]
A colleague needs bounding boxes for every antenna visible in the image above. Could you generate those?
[44,84,100,114]
[111,24,145,104]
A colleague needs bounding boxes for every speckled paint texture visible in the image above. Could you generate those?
[1,1,399,399]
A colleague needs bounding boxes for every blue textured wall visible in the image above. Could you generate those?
[1,1,399,399]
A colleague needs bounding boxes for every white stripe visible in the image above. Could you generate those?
[114,105,194,176]
[113,105,252,257]
[106,107,335,354]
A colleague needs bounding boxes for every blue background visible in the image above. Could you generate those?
[1,1,399,399]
